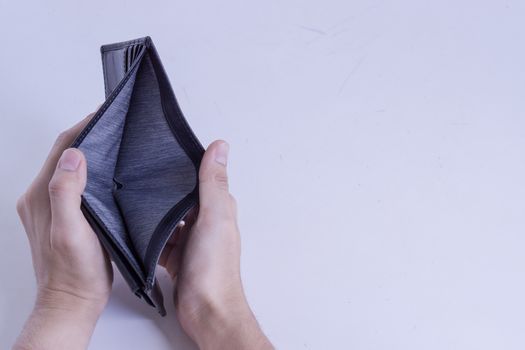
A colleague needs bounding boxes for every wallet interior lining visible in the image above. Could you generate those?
[77,47,196,276]
[113,53,196,262]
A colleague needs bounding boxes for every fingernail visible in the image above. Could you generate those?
[58,149,81,171]
[215,142,229,166]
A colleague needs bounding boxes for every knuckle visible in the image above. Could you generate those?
[213,172,229,190]
[48,177,70,198]
[55,131,69,144]
[16,192,37,232]
[200,170,229,190]
[15,194,27,216]
[52,231,82,252]
[195,214,233,233]
[198,200,237,225]
[16,188,37,214]
[54,130,72,148]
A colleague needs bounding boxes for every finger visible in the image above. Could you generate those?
[164,240,182,279]
[159,243,174,267]
[167,206,198,246]
[35,109,98,188]
[159,207,197,268]
[198,140,235,220]
[48,148,88,244]
[159,231,180,267]
[165,224,193,280]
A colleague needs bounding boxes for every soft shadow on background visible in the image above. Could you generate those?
[92,269,198,350]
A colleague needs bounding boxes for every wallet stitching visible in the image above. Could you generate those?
[101,52,109,97]
[101,39,148,97]
[100,37,149,53]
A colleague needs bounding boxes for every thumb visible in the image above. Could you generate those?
[198,140,235,220]
[48,148,87,234]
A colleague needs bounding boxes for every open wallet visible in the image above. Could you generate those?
[70,37,204,316]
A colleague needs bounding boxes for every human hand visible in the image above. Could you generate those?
[14,111,112,350]
[159,140,273,350]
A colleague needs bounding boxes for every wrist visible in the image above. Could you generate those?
[35,286,107,320]
[14,289,105,350]
[181,292,272,350]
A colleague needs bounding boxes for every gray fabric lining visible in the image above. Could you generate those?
[78,69,138,260]
[113,54,195,261]
[78,52,195,270]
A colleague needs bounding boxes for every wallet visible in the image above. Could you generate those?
[71,37,204,316]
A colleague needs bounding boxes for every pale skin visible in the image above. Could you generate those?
[13,110,273,350]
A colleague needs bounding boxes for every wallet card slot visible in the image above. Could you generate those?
[125,44,140,71]
[102,41,146,98]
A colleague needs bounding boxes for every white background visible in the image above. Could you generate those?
[1,1,524,349]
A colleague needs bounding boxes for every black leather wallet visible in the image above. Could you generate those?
[71,37,204,316]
